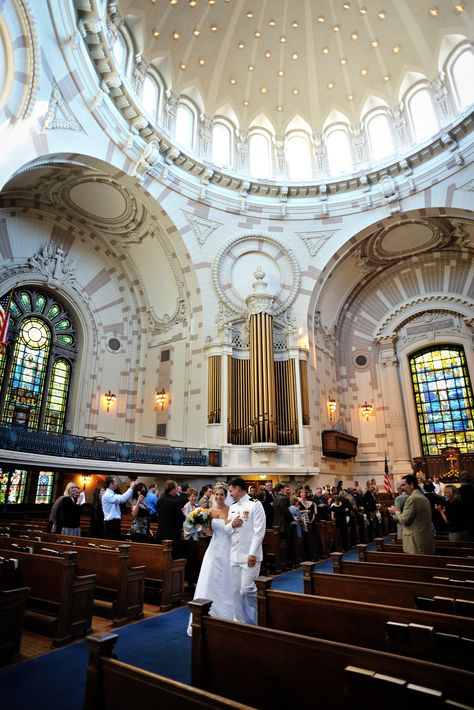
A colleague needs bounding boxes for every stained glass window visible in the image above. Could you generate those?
[0,470,8,505]
[0,288,76,432]
[410,346,474,456]
[35,471,54,504]
[7,469,27,504]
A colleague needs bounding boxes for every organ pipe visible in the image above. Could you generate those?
[299,359,310,426]
[207,355,221,424]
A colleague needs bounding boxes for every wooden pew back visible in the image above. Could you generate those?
[331,552,474,584]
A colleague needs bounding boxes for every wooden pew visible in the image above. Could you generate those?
[0,537,144,626]
[84,631,256,710]
[377,536,474,556]
[0,547,95,646]
[0,584,29,665]
[39,532,185,612]
[262,527,287,573]
[301,565,474,617]
[331,551,474,584]
[315,519,337,557]
[387,532,474,549]
[357,543,474,569]
[189,600,474,709]
[256,578,474,670]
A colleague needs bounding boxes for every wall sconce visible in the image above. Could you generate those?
[104,390,116,412]
[155,387,167,411]
[328,397,337,421]
[81,473,92,489]
[360,401,374,421]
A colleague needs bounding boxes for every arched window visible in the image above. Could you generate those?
[212,121,233,167]
[175,102,196,151]
[0,288,76,433]
[112,32,127,71]
[410,345,474,456]
[367,112,396,162]
[142,74,160,122]
[249,132,272,179]
[451,48,474,110]
[408,87,439,143]
[286,133,313,181]
[326,127,353,176]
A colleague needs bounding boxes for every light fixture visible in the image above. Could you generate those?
[104,390,116,412]
[328,397,337,420]
[81,473,92,489]
[155,388,167,411]
[360,401,373,421]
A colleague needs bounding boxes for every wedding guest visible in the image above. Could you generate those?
[130,483,151,542]
[156,480,188,557]
[388,474,435,554]
[183,488,200,540]
[89,486,105,538]
[57,482,86,536]
[198,484,213,509]
[144,482,158,523]
[102,477,136,540]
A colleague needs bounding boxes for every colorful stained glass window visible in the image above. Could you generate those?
[7,469,27,504]
[35,471,54,504]
[410,346,474,456]
[0,470,8,505]
[0,288,76,432]
[44,359,71,433]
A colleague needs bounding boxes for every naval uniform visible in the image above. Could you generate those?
[224,493,266,625]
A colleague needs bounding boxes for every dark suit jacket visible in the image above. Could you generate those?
[273,493,294,534]
[156,492,188,553]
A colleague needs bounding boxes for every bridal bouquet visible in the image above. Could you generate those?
[186,507,209,526]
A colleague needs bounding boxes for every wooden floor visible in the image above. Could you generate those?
[11,600,177,665]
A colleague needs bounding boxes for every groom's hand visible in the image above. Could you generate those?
[247,555,256,567]
[232,517,243,528]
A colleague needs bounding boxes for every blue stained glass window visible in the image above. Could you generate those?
[410,346,474,455]
[35,471,54,504]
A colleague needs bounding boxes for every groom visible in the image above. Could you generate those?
[225,477,266,625]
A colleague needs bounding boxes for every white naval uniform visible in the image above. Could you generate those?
[224,493,266,625]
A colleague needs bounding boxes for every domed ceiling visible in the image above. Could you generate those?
[118,0,471,130]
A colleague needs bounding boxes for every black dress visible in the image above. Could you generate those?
[156,492,188,558]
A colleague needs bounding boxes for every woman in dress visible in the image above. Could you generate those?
[57,482,86,536]
[130,482,151,542]
[187,483,234,636]
[89,486,105,538]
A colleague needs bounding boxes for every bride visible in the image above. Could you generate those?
[187,483,234,636]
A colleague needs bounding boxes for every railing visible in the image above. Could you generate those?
[0,426,221,467]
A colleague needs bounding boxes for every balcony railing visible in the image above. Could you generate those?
[0,425,221,467]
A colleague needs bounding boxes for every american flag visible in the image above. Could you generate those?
[383,455,393,494]
[0,291,12,354]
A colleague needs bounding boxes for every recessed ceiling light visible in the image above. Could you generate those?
[172,31,180,40]
[255,30,261,38]
[455,3,465,12]
[343,2,351,9]
[246,11,253,18]
[351,32,359,39]
[277,105,283,112]
[152,28,160,38]
[333,24,341,31]
[378,11,386,19]
[264,50,271,58]
[179,63,187,70]
[193,29,200,36]
[268,19,276,26]
[327,81,335,89]
[277,69,285,77]
[347,94,354,101]
[198,57,205,65]
[429,7,439,16]
[248,64,255,71]
[359,6,367,14]
[361,67,368,76]
[340,57,347,65]
[243,100,249,107]
[318,15,325,23]
[292,52,299,59]
[383,74,390,81]
[238,42,245,49]
[210,24,218,31]
[292,88,299,95]
[371,39,379,48]
[392,44,401,53]
[189,0,197,6]
[170,0,177,4]
[208,0,216,4]
[260,86,268,94]
[229,78,236,85]
[280,36,287,43]
[292,20,299,28]
[322,46,329,54]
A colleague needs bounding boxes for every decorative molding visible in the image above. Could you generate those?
[183,212,221,246]
[42,82,84,132]
[28,244,77,289]
[374,297,474,340]
[298,230,337,257]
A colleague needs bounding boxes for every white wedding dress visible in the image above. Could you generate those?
[187,517,234,636]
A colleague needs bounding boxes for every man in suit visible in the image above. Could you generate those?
[156,480,188,558]
[388,474,435,554]
[225,477,266,625]
[198,484,213,509]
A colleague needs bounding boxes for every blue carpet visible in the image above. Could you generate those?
[269,546,362,592]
